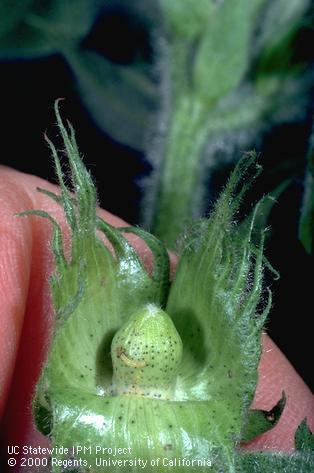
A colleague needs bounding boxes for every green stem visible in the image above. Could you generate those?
[151,94,208,247]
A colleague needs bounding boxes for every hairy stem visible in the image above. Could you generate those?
[151,95,208,247]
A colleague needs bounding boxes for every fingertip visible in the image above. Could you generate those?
[243,334,314,452]
[0,171,33,419]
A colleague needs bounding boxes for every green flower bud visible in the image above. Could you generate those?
[111,303,183,399]
[21,102,301,473]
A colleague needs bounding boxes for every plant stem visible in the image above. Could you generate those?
[151,94,208,247]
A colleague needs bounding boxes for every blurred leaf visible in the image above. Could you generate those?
[204,73,311,136]
[299,126,314,254]
[27,0,95,43]
[0,25,54,58]
[254,0,311,58]
[193,0,253,104]
[159,0,265,101]
[65,49,158,149]
[0,0,96,58]
[0,0,35,37]
[254,0,311,79]
[159,0,215,41]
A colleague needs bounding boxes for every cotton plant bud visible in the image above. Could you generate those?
[111,303,183,399]
[26,102,307,473]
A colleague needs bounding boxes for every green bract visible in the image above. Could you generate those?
[22,102,312,472]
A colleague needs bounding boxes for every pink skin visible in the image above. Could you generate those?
[0,166,313,470]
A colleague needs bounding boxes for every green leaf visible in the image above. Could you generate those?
[27,0,95,43]
[295,419,314,452]
[0,27,55,58]
[65,49,158,150]
[253,0,311,59]
[241,392,286,443]
[0,0,35,37]
[192,0,253,104]
[0,0,95,58]
[159,1,264,103]
[159,0,215,41]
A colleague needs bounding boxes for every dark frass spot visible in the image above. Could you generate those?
[164,444,173,451]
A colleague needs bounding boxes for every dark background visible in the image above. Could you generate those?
[0,3,313,391]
